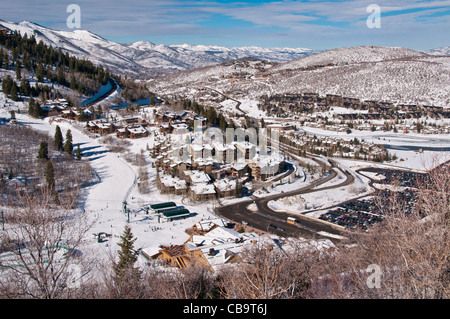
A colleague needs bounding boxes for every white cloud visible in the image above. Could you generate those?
[0,0,448,49]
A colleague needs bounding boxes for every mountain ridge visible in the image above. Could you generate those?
[0,19,320,77]
[147,45,450,108]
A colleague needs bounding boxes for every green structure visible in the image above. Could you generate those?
[150,202,176,211]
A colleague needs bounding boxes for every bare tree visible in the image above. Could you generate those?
[216,240,315,299]
[310,161,449,299]
[0,187,95,299]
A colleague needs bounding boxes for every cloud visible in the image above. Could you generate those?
[0,0,448,49]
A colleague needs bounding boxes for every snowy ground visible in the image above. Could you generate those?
[1,91,449,271]
[301,126,450,172]
[0,97,218,268]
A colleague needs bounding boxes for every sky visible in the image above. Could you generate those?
[0,0,449,50]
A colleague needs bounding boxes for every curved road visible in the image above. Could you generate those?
[216,158,355,241]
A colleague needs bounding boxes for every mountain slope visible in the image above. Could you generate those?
[148,46,450,108]
[425,46,450,56]
[0,20,318,77]
[272,46,430,71]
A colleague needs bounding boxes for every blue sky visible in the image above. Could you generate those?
[0,0,449,50]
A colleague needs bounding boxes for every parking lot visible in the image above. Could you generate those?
[319,169,424,231]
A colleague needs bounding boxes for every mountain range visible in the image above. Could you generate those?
[0,20,319,77]
[1,19,449,107]
[148,45,450,108]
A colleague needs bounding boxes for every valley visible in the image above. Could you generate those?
[0,18,449,300]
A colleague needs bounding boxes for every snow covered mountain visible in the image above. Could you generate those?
[425,46,450,56]
[0,20,318,77]
[148,46,450,108]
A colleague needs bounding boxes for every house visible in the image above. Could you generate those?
[116,127,129,139]
[87,120,115,135]
[265,123,295,132]
[126,125,148,139]
[248,156,284,181]
[148,245,195,269]
[160,123,173,134]
[170,122,189,134]
[158,174,188,195]
[214,178,237,198]
[61,109,77,120]
[189,144,207,161]
[233,141,256,161]
[120,116,146,127]
[185,227,261,272]
[184,170,211,184]
[192,218,231,234]
[229,162,249,179]
[190,183,216,201]
[212,143,236,164]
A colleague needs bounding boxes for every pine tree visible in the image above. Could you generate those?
[64,129,73,155]
[45,160,55,190]
[70,72,76,90]
[115,225,139,273]
[111,225,143,298]
[36,63,44,82]
[15,61,21,80]
[10,84,18,101]
[37,141,49,160]
[54,125,63,152]
[76,143,82,160]
[28,97,35,116]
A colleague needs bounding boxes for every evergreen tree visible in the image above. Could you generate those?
[28,97,40,118]
[28,97,35,116]
[15,61,21,80]
[64,129,73,155]
[115,225,139,274]
[20,78,30,96]
[57,66,65,85]
[45,160,55,189]
[112,225,143,297]
[10,84,18,101]
[70,72,76,90]
[36,63,44,82]
[76,143,82,160]
[54,125,63,152]
[37,141,49,160]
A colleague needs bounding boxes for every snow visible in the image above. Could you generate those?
[301,125,450,172]
[0,104,219,268]
[0,19,319,76]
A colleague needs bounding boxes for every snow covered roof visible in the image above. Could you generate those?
[212,142,235,151]
[160,175,187,189]
[233,141,256,150]
[184,170,211,183]
[190,183,216,195]
[214,178,236,191]
[127,125,147,134]
[194,218,229,233]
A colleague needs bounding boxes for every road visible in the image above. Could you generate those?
[202,87,246,115]
[215,158,355,242]
[80,77,119,108]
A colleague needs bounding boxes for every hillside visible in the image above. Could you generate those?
[0,20,318,77]
[425,46,450,56]
[148,46,450,108]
